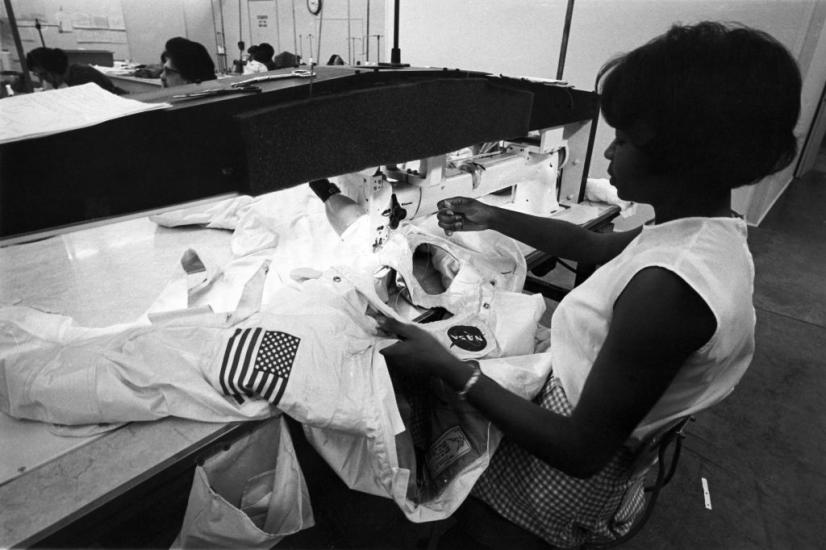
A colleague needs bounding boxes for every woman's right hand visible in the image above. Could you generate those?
[436,197,496,234]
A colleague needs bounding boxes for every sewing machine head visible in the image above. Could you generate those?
[346,124,576,250]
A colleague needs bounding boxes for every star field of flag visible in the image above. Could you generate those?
[219,327,300,406]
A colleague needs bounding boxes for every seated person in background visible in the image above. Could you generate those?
[327,54,345,65]
[160,37,216,87]
[243,45,268,74]
[26,47,124,94]
[253,42,277,70]
[272,50,300,69]
[379,21,802,549]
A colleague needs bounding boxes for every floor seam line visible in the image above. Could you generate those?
[754,305,826,330]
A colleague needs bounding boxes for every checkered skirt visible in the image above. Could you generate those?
[471,376,646,549]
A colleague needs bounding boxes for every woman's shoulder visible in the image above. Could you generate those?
[633,217,749,265]
[628,217,753,320]
[640,216,746,243]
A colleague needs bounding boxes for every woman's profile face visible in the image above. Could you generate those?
[604,128,656,203]
[161,59,188,88]
[31,65,61,88]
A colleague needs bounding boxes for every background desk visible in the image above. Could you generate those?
[0,211,255,548]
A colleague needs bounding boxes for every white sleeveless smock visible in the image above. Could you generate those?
[473,217,755,548]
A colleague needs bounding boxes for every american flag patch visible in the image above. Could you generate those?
[219,328,301,406]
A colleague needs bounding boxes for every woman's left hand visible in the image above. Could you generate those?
[377,315,460,377]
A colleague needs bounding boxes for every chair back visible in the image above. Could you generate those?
[626,416,692,483]
[584,415,693,549]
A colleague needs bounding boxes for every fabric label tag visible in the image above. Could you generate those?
[426,425,472,478]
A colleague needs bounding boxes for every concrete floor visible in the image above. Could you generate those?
[278,167,826,550]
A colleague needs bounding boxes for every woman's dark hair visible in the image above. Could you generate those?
[161,37,216,83]
[26,47,68,74]
[598,21,801,189]
[253,43,275,63]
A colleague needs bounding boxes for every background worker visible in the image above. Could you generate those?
[26,47,124,94]
[160,37,216,88]
[252,43,277,70]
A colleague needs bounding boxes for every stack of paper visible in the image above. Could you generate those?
[0,83,170,145]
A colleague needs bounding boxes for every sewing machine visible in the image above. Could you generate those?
[357,125,568,249]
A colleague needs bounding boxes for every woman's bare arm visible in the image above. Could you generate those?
[380,266,715,477]
[437,197,641,265]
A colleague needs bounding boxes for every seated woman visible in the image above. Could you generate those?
[379,21,802,548]
[160,37,217,87]
[254,42,278,70]
[26,47,124,94]
[243,45,269,74]
[272,50,300,69]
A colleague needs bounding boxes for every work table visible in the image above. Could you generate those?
[0,209,246,548]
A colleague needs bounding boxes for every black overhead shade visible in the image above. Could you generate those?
[235,78,534,194]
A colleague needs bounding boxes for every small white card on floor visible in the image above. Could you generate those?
[701,477,712,510]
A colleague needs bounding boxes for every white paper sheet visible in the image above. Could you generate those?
[0,83,170,145]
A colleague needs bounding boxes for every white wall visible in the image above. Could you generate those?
[790,0,826,177]
[119,0,384,70]
[390,0,826,225]
[121,0,186,66]
[211,0,385,68]
[1,0,131,69]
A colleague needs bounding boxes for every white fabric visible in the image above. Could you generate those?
[305,353,553,523]
[219,227,543,523]
[147,186,531,323]
[0,184,552,532]
[375,223,527,302]
[0,255,280,426]
[237,263,543,409]
[291,267,549,522]
[243,59,269,74]
[149,196,255,230]
[0,305,149,349]
[550,217,755,439]
[0,316,275,425]
[150,187,372,315]
[173,416,314,549]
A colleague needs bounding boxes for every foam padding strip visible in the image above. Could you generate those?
[235,78,533,194]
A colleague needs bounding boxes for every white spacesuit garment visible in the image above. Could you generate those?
[225,263,550,522]
[281,216,549,522]
[218,260,545,416]
[0,261,548,527]
[0,261,277,426]
[370,221,535,358]
[149,186,365,315]
[1,185,551,541]
[147,184,531,317]
[0,310,278,426]
[163,251,547,543]
[0,182,538,424]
